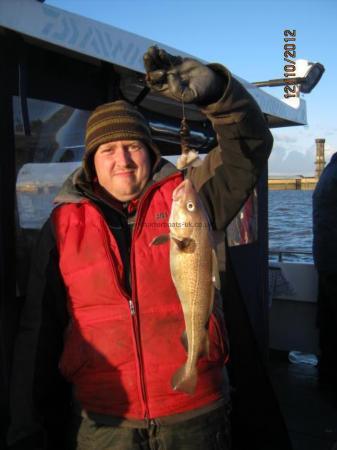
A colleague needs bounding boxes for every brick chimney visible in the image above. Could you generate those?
[315,138,325,179]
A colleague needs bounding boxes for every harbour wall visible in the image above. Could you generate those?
[268,177,318,190]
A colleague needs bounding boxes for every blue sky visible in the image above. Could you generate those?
[46,0,337,175]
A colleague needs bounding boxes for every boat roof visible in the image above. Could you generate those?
[0,0,307,128]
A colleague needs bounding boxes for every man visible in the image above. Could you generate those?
[8,46,273,449]
[313,152,337,395]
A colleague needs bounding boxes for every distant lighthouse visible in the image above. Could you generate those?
[315,138,325,179]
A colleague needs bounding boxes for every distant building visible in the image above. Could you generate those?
[315,138,325,179]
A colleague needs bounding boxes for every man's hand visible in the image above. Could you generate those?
[143,46,224,105]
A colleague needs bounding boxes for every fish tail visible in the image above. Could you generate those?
[171,364,198,395]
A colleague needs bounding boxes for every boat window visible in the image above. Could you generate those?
[14,96,89,295]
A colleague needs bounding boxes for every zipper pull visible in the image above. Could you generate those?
[129,299,136,315]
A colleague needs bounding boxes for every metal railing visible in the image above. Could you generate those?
[269,249,313,262]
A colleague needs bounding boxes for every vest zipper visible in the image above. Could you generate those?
[98,214,149,415]
[94,210,149,419]
[130,242,150,419]
[128,299,136,315]
[128,293,149,419]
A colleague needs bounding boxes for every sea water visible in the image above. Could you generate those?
[268,190,314,263]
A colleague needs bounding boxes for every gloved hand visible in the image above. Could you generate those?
[143,46,225,105]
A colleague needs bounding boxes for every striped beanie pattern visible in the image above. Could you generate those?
[83,100,159,180]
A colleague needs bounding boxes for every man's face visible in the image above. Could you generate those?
[94,140,151,202]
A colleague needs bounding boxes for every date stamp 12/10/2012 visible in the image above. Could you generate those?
[283,29,297,99]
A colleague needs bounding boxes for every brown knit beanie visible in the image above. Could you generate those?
[83,100,160,180]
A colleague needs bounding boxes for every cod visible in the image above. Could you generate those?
[151,178,220,394]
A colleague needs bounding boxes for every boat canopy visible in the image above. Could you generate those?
[0,0,307,132]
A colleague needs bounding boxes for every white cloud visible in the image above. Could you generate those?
[269,139,337,176]
[272,133,299,144]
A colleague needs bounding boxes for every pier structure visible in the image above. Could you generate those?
[268,138,326,190]
[268,176,318,190]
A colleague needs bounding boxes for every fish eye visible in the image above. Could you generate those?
[186,201,195,211]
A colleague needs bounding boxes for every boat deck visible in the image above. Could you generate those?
[268,350,337,450]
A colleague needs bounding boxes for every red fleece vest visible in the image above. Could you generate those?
[52,172,229,419]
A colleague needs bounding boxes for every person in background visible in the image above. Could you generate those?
[8,46,273,450]
[313,152,337,396]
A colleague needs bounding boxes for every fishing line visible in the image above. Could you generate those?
[180,90,191,159]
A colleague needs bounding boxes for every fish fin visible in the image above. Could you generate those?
[171,237,193,251]
[212,249,221,289]
[150,234,170,246]
[171,364,197,395]
[180,330,188,352]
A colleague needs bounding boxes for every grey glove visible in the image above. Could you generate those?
[143,46,225,105]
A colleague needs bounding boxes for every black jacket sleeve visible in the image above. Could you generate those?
[8,219,70,448]
[189,64,273,230]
